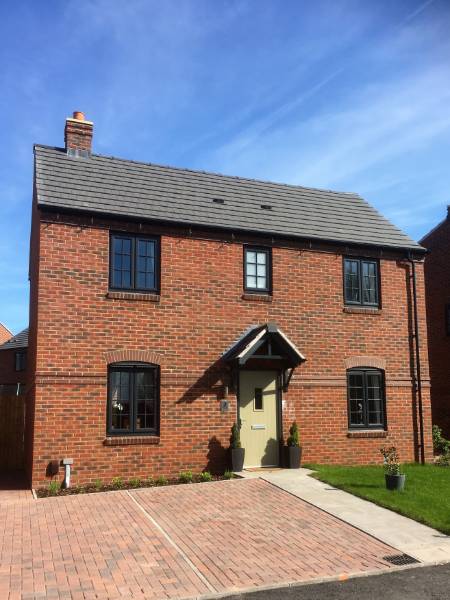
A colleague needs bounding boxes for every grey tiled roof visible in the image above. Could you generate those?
[34,145,423,252]
[0,328,28,350]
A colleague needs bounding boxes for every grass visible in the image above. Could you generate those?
[307,463,450,535]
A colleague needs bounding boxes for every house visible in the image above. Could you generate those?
[0,322,12,345]
[24,111,433,488]
[0,328,28,395]
[421,210,450,437]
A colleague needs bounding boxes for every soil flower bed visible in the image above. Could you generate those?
[35,470,234,498]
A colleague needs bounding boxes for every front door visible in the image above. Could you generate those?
[239,371,279,467]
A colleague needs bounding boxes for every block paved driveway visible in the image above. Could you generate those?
[0,478,401,599]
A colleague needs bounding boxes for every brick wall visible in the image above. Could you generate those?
[0,349,27,388]
[0,323,12,345]
[28,209,433,487]
[422,215,450,437]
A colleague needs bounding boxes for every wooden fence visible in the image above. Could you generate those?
[0,394,25,470]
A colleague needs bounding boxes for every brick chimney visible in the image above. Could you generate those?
[64,111,93,156]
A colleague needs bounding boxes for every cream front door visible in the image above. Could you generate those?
[239,371,279,467]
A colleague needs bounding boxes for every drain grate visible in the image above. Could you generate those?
[383,554,420,566]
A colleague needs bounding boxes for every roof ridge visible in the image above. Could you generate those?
[34,144,361,198]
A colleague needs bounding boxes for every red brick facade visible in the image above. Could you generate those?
[0,323,12,345]
[422,212,450,437]
[26,205,433,487]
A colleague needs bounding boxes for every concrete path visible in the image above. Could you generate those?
[239,468,450,564]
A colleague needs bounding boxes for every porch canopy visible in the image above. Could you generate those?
[223,323,305,375]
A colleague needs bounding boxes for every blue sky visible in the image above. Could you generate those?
[1,0,449,334]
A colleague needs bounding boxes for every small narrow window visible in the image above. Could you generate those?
[15,351,27,372]
[347,368,385,429]
[108,363,159,435]
[344,257,379,307]
[254,388,263,411]
[244,247,271,293]
[446,304,450,336]
[110,234,159,292]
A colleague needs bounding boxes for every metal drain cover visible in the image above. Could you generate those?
[383,554,420,566]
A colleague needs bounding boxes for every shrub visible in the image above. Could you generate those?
[48,480,60,496]
[287,422,300,447]
[436,451,450,467]
[200,471,213,482]
[94,479,102,490]
[145,476,154,487]
[230,422,241,449]
[380,446,401,475]
[128,477,142,489]
[432,425,450,454]
[155,475,168,486]
[111,476,124,489]
[224,470,234,479]
[179,470,194,484]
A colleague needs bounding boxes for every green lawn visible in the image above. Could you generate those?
[307,463,450,535]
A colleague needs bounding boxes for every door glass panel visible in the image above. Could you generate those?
[254,388,263,411]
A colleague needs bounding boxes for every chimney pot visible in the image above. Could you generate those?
[72,111,85,121]
[64,111,93,155]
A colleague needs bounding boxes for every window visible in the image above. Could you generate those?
[344,258,379,307]
[15,351,27,372]
[347,368,385,429]
[244,247,271,293]
[110,234,159,292]
[254,388,263,411]
[446,304,450,336]
[107,363,159,435]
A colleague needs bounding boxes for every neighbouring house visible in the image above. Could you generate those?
[0,328,28,395]
[0,322,12,345]
[421,210,450,438]
[24,111,433,488]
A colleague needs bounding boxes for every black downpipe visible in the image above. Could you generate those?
[409,257,425,464]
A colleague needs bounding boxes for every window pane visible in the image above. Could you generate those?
[348,372,364,426]
[344,259,360,303]
[135,370,156,430]
[256,252,266,265]
[246,275,257,288]
[246,251,256,264]
[257,264,266,277]
[247,263,256,276]
[136,240,156,290]
[112,237,132,289]
[256,276,267,289]
[367,373,383,425]
[110,371,131,431]
[362,261,378,305]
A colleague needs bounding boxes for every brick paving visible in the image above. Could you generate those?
[0,478,399,599]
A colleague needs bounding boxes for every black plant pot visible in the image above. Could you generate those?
[385,473,406,491]
[231,447,245,472]
[288,446,302,469]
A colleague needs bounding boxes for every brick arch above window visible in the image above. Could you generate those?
[104,349,164,365]
[344,356,386,370]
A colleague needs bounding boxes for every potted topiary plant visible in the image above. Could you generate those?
[380,446,405,490]
[230,421,245,472]
[287,422,302,469]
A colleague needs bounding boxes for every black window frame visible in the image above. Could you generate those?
[343,257,380,307]
[347,367,386,430]
[446,304,450,336]
[243,246,272,294]
[109,233,160,293]
[15,350,27,372]
[107,362,160,436]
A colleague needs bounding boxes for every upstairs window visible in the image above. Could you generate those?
[344,258,379,307]
[244,247,271,293]
[15,351,27,372]
[110,234,159,292]
[107,363,159,435]
[347,368,386,429]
